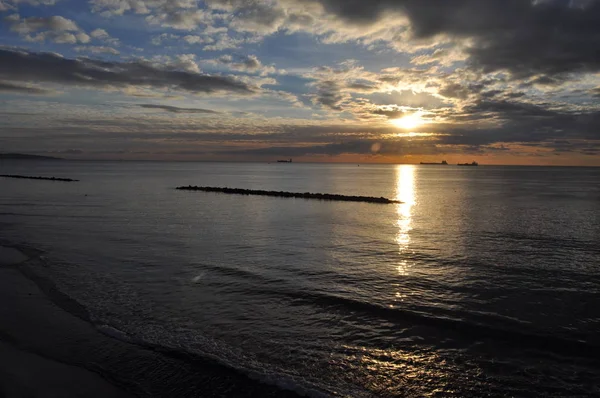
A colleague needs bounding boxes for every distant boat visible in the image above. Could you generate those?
[457,161,479,166]
[277,159,292,163]
[420,160,448,165]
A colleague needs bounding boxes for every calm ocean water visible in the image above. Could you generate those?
[1,160,599,397]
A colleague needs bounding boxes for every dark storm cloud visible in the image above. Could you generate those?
[506,92,526,99]
[464,100,558,119]
[438,82,484,99]
[0,48,256,95]
[438,99,600,146]
[371,108,405,119]
[522,139,600,155]
[521,75,565,87]
[313,80,347,110]
[310,0,600,79]
[0,80,54,95]
[138,104,220,113]
[479,90,504,99]
[346,82,378,91]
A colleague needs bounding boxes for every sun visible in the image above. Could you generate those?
[391,113,424,130]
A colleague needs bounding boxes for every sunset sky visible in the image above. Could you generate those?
[1,0,599,164]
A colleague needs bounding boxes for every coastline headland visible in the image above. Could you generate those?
[0,174,79,182]
[176,186,401,204]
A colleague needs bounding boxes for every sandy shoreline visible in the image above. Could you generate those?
[0,246,302,397]
[0,246,29,266]
[0,340,130,398]
[0,245,131,398]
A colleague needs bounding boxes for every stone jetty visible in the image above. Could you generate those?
[176,186,400,204]
[0,174,79,182]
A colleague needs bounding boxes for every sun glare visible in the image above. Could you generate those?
[391,113,424,130]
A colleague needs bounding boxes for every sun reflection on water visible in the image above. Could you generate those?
[395,165,416,276]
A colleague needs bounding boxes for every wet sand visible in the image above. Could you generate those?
[0,341,130,398]
[0,246,131,398]
[0,246,28,266]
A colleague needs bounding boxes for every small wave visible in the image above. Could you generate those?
[0,212,106,219]
[482,231,600,254]
[188,261,600,360]
[199,262,292,286]
[272,288,600,360]
[96,324,137,344]
[94,323,333,398]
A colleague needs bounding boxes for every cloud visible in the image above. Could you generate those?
[90,28,109,40]
[411,47,468,67]
[310,79,349,111]
[303,61,380,111]
[0,48,256,96]
[138,104,220,114]
[74,46,120,55]
[301,61,448,116]
[367,90,447,109]
[76,32,91,43]
[437,98,600,147]
[438,82,479,100]
[2,98,599,161]
[89,0,152,16]
[90,0,213,30]
[168,54,201,73]
[1,0,599,163]
[78,0,600,86]
[370,106,406,120]
[0,80,55,95]
[153,31,237,49]
[209,54,276,75]
[0,0,60,10]
[146,54,201,73]
[208,0,287,35]
[5,14,92,44]
[90,28,120,45]
[182,35,205,44]
[151,33,180,45]
[202,33,244,51]
[145,8,212,30]
[6,14,78,34]
[302,0,600,79]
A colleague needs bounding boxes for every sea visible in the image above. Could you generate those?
[1,160,599,397]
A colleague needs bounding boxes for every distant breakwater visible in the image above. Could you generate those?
[176,186,400,204]
[0,174,79,182]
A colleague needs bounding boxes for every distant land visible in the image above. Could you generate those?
[0,153,62,160]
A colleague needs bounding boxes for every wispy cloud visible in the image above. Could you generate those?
[0,80,56,95]
[138,104,220,114]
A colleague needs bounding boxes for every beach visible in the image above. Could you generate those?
[0,340,130,398]
[0,243,303,397]
[0,246,130,398]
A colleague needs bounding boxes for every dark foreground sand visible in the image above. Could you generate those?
[0,246,130,398]
[0,341,130,398]
[0,246,28,266]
